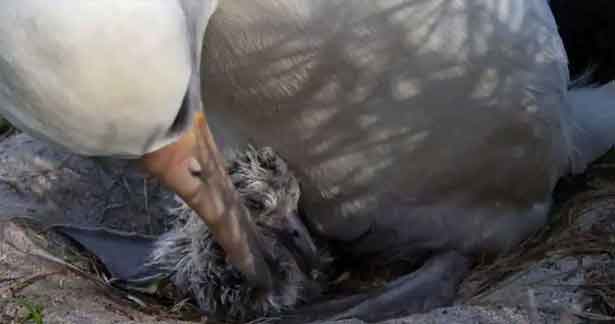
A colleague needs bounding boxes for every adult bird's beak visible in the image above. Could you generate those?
[177,0,274,291]
[190,110,275,291]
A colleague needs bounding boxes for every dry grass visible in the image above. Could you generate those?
[459,150,615,321]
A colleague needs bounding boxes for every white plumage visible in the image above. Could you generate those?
[0,0,215,157]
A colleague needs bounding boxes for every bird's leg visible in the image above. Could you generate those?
[287,251,471,323]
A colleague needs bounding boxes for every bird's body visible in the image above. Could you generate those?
[201,0,613,260]
[1,0,615,321]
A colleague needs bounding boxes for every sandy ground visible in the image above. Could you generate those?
[1,133,614,324]
[1,222,196,324]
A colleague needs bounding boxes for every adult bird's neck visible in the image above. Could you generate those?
[179,0,219,70]
[175,0,277,290]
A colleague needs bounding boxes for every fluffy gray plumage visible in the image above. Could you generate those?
[148,147,328,321]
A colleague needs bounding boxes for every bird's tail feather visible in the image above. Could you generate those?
[566,82,615,173]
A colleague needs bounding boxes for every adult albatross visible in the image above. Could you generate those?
[1,0,614,322]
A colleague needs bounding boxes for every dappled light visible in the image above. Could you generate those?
[202,0,568,249]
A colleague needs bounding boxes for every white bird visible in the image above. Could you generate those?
[0,0,279,291]
[1,0,614,322]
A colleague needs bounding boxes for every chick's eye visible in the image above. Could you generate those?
[291,229,300,238]
[246,198,265,211]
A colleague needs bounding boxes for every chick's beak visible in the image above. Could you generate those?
[284,211,320,274]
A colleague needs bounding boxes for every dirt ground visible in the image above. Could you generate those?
[1,133,615,324]
[1,222,198,324]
